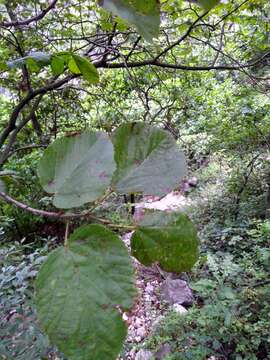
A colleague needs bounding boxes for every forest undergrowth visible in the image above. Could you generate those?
[1,155,269,360]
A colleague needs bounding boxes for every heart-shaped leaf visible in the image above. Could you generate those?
[35,224,136,360]
[131,211,199,272]
[37,131,115,209]
[99,0,160,42]
[112,123,187,196]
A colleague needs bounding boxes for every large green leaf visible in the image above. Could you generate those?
[35,224,136,360]
[37,131,115,209]
[112,123,187,196]
[131,211,199,272]
[99,0,160,42]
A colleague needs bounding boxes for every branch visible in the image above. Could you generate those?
[0,94,44,165]
[1,52,268,155]
[99,58,258,71]
[0,191,135,230]
[234,153,260,219]
[0,0,58,28]
[211,23,225,67]
[6,144,47,159]
[0,75,76,149]
[214,0,251,28]
[154,11,208,61]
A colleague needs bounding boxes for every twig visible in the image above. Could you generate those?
[6,144,47,159]
[0,0,58,28]
[64,221,70,247]
[0,191,135,230]
[234,154,261,219]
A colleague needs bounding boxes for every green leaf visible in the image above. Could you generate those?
[112,123,187,196]
[56,51,73,63]
[197,0,220,11]
[72,55,99,84]
[131,211,199,272]
[26,58,41,73]
[37,131,115,209]
[99,0,160,42]
[7,52,51,69]
[35,224,136,360]
[68,57,81,74]
[51,56,65,76]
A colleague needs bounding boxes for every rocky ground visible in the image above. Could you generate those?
[118,192,194,360]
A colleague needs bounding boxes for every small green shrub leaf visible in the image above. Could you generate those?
[112,123,187,196]
[35,224,136,360]
[99,0,160,41]
[37,131,115,209]
[131,211,199,272]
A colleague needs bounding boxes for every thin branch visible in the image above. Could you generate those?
[1,51,268,156]
[214,0,251,28]
[126,36,141,62]
[0,0,58,28]
[0,94,44,165]
[0,75,76,149]
[6,144,47,159]
[154,11,209,61]
[234,153,261,219]
[211,23,225,66]
[0,191,135,230]
[64,221,70,247]
[99,56,264,71]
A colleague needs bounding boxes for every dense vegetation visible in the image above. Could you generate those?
[0,0,270,359]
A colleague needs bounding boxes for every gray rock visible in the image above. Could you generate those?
[136,325,147,338]
[160,278,194,306]
[135,349,154,360]
[155,343,172,359]
[172,303,188,314]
